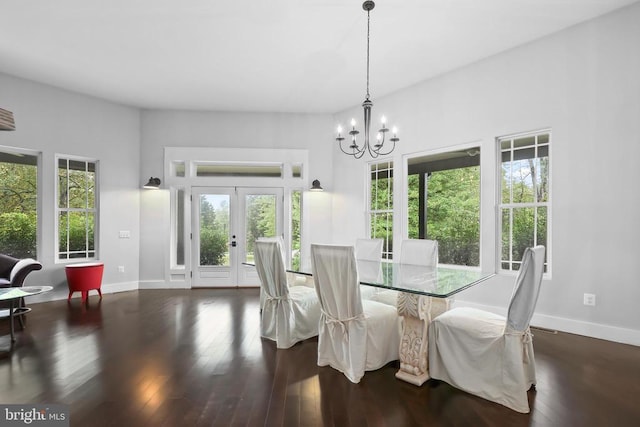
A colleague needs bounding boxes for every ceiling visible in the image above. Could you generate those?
[1,0,637,113]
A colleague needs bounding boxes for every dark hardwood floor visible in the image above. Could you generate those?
[1,289,639,426]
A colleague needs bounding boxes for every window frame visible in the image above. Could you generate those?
[0,145,42,259]
[55,154,99,262]
[497,129,551,276]
[367,160,394,261]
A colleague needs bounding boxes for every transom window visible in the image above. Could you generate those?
[498,130,550,273]
[57,156,98,260]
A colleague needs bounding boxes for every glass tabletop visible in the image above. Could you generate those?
[356,260,494,298]
[0,286,53,301]
[245,261,494,298]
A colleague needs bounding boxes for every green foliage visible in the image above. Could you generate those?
[501,155,549,269]
[245,195,276,256]
[0,160,38,257]
[291,191,301,270]
[199,226,229,265]
[0,212,37,258]
[407,167,480,266]
[199,197,229,265]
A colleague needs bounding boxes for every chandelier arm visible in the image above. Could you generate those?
[372,138,396,156]
[338,138,365,157]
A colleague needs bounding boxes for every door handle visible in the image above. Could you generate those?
[231,241,237,247]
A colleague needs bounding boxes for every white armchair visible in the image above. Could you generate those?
[428,246,546,413]
[255,240,321,349]
[310,244,400,383]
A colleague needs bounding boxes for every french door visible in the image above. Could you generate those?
[191,186,283,287]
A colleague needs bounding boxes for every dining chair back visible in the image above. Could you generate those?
[255,240,320,349]
[311,244,400,383]
[355,238,383,261]
[399,239,438,266]
[428,245,546,413]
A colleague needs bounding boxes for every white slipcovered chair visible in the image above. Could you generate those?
[399,238,438,266]
[355,238,384,300]
[428,245,546,413]
[369,239,439,307]
[310,244,401,383]
[255,240,321,349]
[257,236,311,310]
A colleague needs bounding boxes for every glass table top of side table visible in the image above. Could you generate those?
[0,286,53,343]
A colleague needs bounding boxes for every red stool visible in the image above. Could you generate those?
[65,262,104,302]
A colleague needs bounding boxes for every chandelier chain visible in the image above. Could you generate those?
[366,9,371,101]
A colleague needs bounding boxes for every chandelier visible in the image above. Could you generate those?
[336,1,398,159]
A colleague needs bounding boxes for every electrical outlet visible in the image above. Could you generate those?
[583,293,596,306]
[118,266,125,273]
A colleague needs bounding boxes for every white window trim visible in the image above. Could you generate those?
[54,154,99,263]
[367,159,394,260]
[496,129,552,277]
[0,145,42,260]
[163,147,309,286]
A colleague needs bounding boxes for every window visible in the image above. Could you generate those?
[57,157,98,260]
[369,161,393,260]
[172,187,186,268]
[0,148,39,258]
[407,148,481,266]
[498,130,550,272]
[195,163,282,177]
[291,190,302,270]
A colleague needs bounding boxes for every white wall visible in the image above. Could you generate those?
[2,2,638,345]
[138,110,334,283]
[332,3,640,344]
[0,72,141,300]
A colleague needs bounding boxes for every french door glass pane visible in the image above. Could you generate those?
[245,194,277,263]
[199,194,230,266]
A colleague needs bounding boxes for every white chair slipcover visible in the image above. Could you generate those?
[428,246,546,413]
[355,238,384,300]
[310,244,401,383]
[257,236,311,310]
[369,239,439,307]
[255,240,321,349]
[399,239,438,266]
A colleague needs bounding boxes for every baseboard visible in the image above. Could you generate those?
[138,280,190,290]
[455,300,640,347]
[102,281,138,294]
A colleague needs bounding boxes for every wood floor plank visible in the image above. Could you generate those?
[1,289,639,427]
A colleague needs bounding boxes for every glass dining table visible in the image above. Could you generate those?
[247,259,495,386]
[356,260,494,385]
